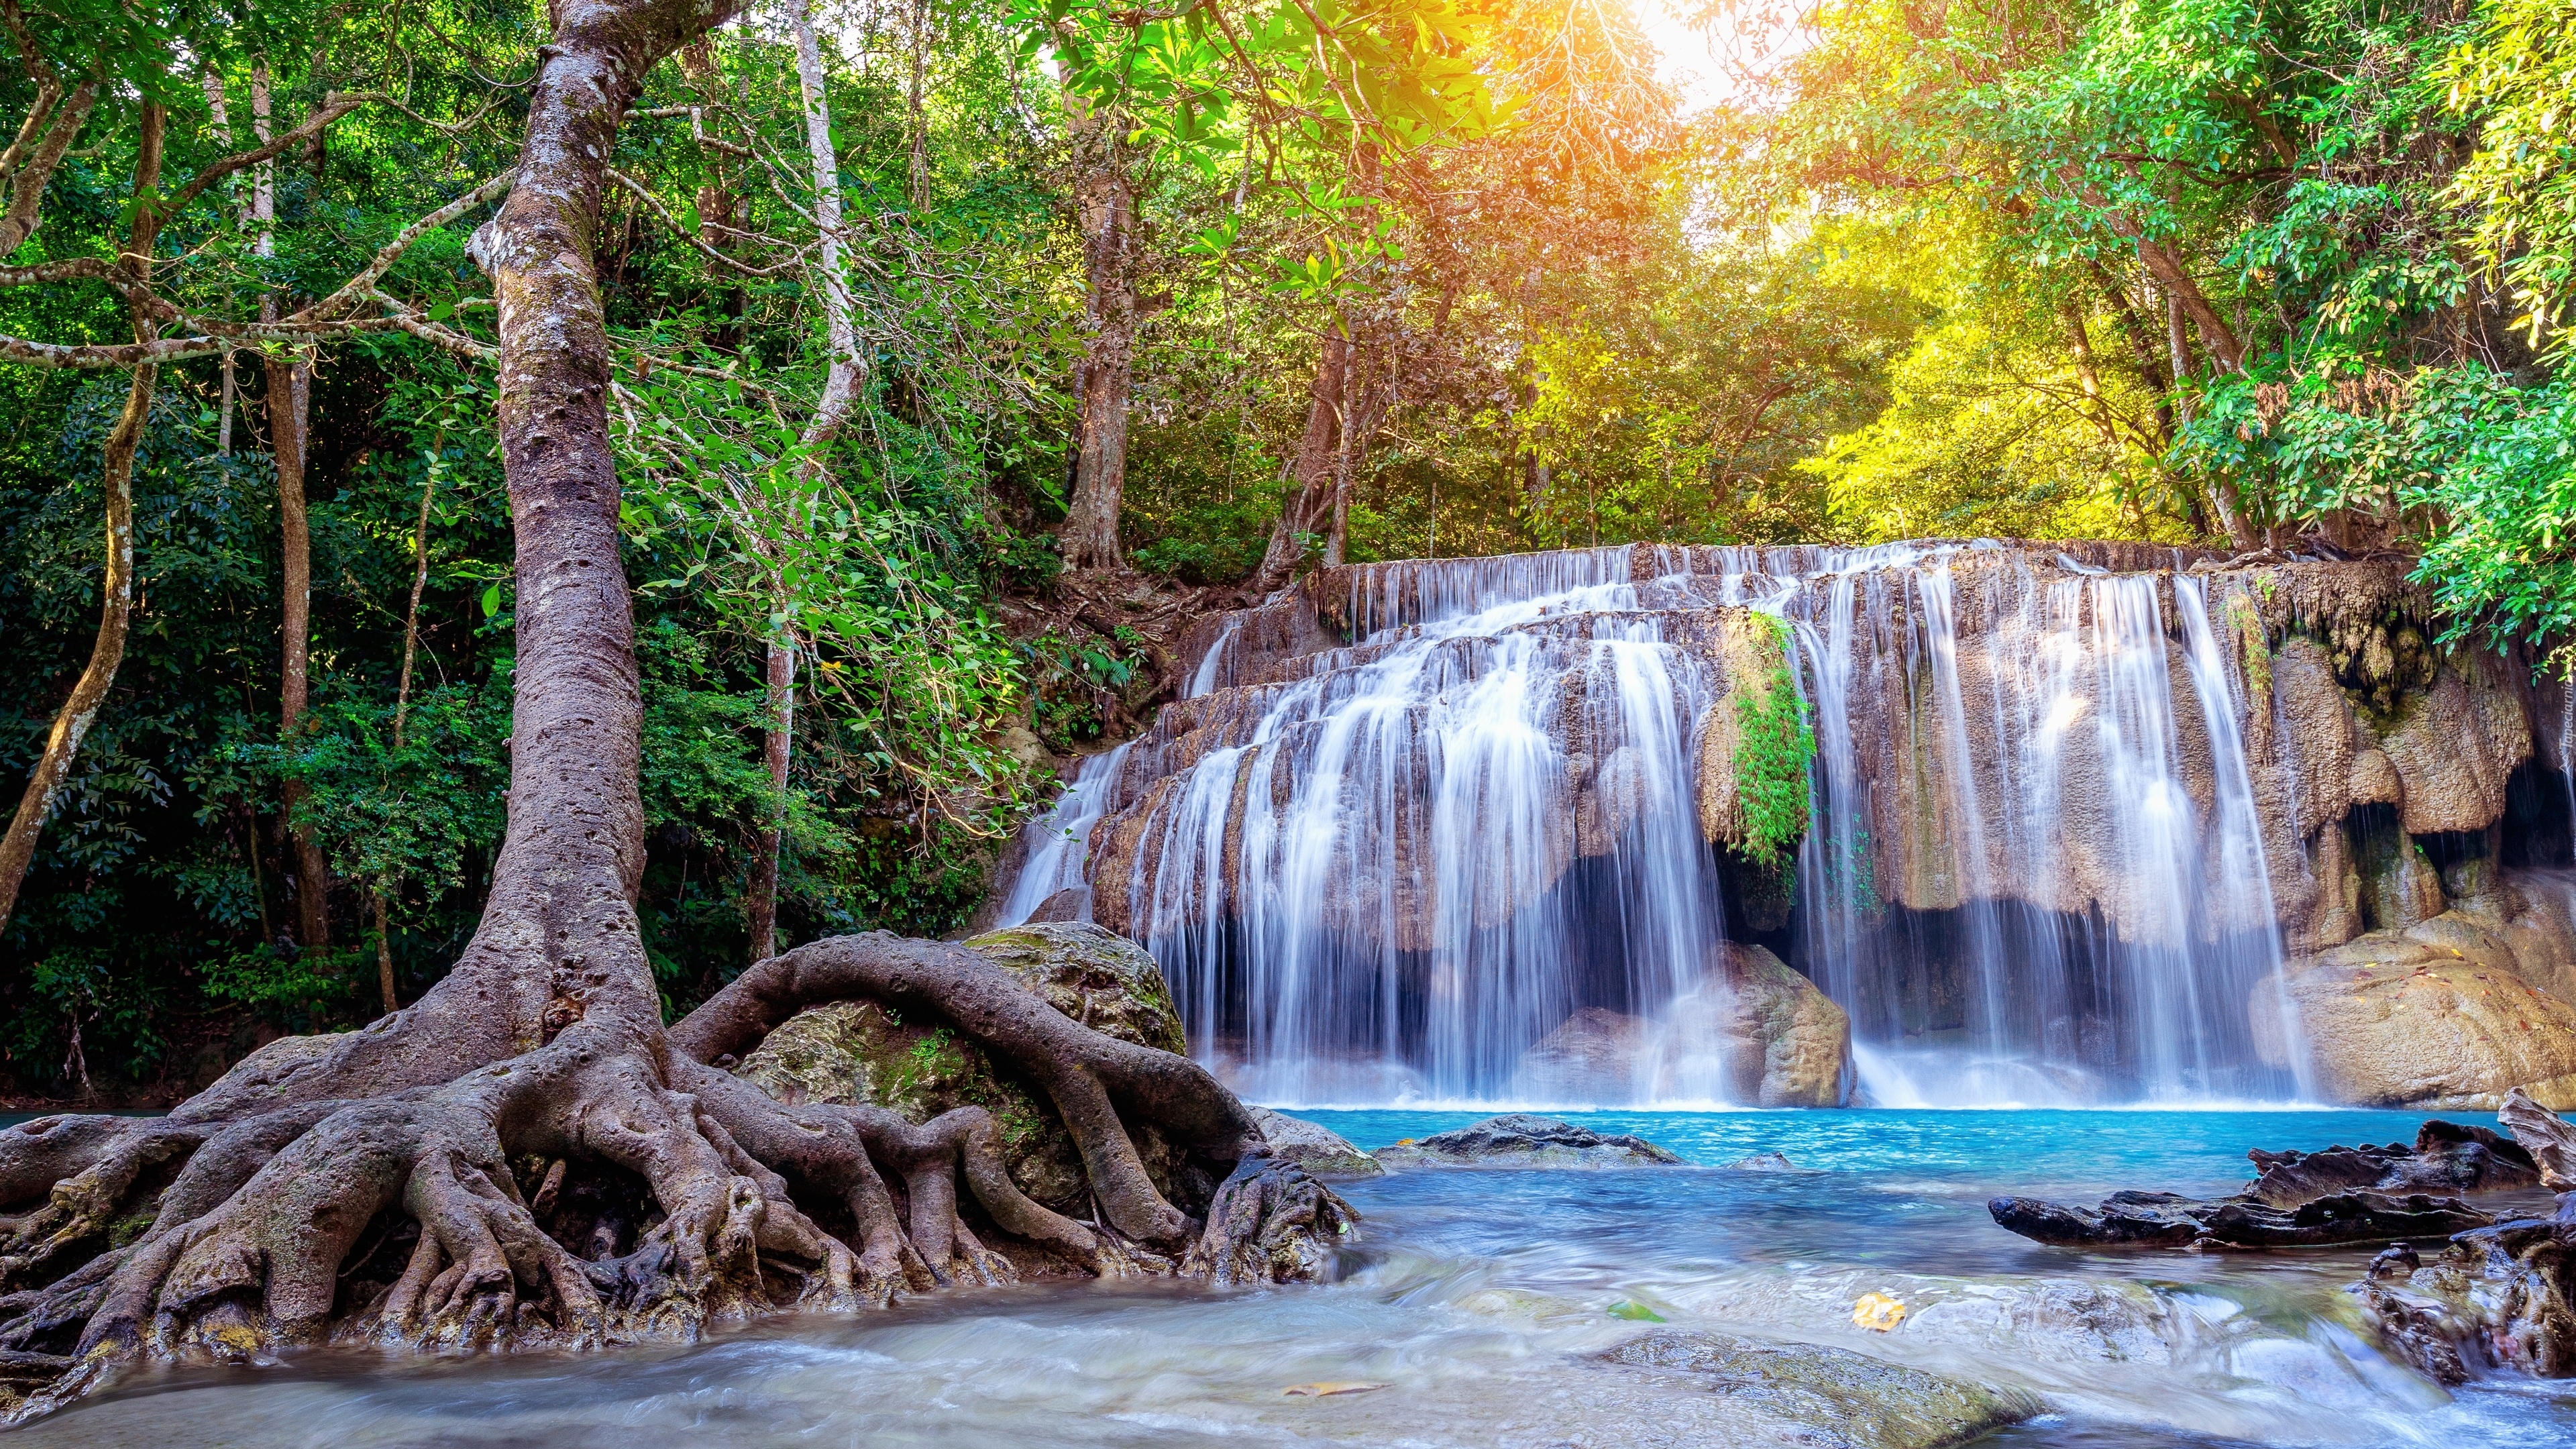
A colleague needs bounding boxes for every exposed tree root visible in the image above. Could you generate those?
[0,931,1348,1424]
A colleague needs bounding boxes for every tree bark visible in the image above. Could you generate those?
[0,105,162,936]
[270,354,331,949]
[1253,323,1349,592]
[248,58,332,947]
[1058,91,1138,571]
[372,458,440,1015]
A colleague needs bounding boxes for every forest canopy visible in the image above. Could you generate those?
[0,0,2569,1099]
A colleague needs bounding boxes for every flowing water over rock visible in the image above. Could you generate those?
[21,1109,2574,1448]
[1004,541,2576,1110]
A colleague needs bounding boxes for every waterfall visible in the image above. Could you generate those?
[1099,543,2312,1107]
[994,744,1133,927]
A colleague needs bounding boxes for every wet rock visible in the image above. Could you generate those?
[2503,1087,2576,1189]
[1513,1006,1648,1101]
[1599,1330,2042,1449]
[1509,946,1850,1108]
[1181,1152,1361,1285]
[1712,942,1851,1108]
[1986,1190,2212,1248]
[1248,1106,1383,1180]
[1990,1187,2494,1250]
[963,920,1187,1055]
[2357,1191,2576,1383]
[2243,1118,2540,1205]
[1373,1114,1682,1171]
[2254,892,2576,1111]
[735,922,1206,1217]
[1724,1150,1800,1172]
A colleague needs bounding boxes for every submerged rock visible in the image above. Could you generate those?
[1248,1106,1384,1180]
[2359,1192,2576,1382]
[1725,1150,1800,1172]
[1599,1330,2042,1449]
[1373,1114,1682,1171]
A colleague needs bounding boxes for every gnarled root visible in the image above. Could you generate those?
[672,931,1265,1248]
[1185,1153,1361,1286]
[0,927,1352,1426]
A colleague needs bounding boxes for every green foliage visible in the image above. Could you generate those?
[1733,617,1817,869]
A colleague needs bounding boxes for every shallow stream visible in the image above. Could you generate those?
[15,1108,2573,1448]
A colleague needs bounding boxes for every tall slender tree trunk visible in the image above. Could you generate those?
[1058,92,1138,571]
[739,0,873,965]
[201,67,238,455]
[250,59,332,948]
[372,453,441,1015]
[0,105,164,935]
[1254,323,1349,593]
[1322,313,1393,569]
[270,354,330,949]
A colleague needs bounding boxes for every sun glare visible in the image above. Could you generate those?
[1625,0,1805,112]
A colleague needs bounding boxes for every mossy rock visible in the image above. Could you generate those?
[1601,1330,2041,1449]
[733,922,1203,1215]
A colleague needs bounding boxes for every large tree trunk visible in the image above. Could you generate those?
[0,8,1336,1422]
[0,105,162,936]
[1058,97,1137,571]
[1252,324,1350,593]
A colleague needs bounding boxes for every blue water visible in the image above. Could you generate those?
[13,1108,2575,1447]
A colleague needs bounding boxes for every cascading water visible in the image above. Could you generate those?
[994,743,1133,926]
[1031,542,2320,1107]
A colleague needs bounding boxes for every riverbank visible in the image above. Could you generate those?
[13,1108,2569,1448]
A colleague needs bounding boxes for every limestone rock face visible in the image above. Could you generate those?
[1373,1114,1682,1170]
[2254,885,2576,1111]
[2377,649,2534,835]
[1248,1106,1383,1180]
[1599,1331,2042,1449]
[734,922,1206,1214]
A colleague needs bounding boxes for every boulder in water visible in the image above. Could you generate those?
[1509,946,1852,1108]
[1513,1006,1648,1102]
[2503,1085,2576,1188]
[1373,1114,1682,1171]
[1713,943,1851,1108]
[1599,1330,2042,1449]
[1723,1150,1801,1172]
[2355,1091,2576,1381]
[1248,1106,1384,1180]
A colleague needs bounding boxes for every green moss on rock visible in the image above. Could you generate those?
[732,921,1203,1214]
